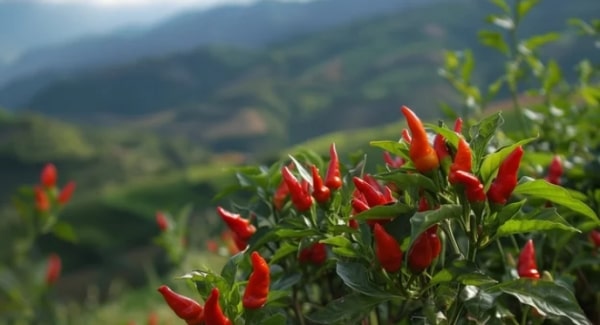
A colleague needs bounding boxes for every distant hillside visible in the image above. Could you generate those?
[15,0,599,155]
[0,0,441,105]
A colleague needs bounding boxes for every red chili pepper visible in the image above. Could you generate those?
[41,163,58,188]
[217,206,256,250]
[311,165,331,203]
[589,230,600,249]
[156,211,169,232]
[400,106,440,173]
[373,224,403,273]
[57,181,76,205]
[45,253,61,285]
[383,151,404,169]
[325,143,343,190]
[299,242,327,265]
[353,177,387,207]
[273,179,289,211]
[282,166,313,212]
[147,312,159,325]
[454,117,463,134]
[34,186,50,212]
[450,137,472,174]
[407,225,440,274]
[205,288,232,325]
[449,170,486,202]
[243,251,271,309]
[433,133,451,163]
[545,155,563,185]
[158,285,204,324]
[487,146,524,205]
[401,129,412,143]
[517,239,540,279]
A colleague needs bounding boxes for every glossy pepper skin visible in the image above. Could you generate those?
[57,181,76,205]
[157,285,204,324]
[325,143,343,190]
[401,106,439,173]
[45,253,62,285]
[204,288,232,325]
[352,177,387,207]
[450,137,472,175]
[373,224,403,273]
[217,206,256,250]
[243,251,271,309]
[487,146,524,205]
[311,165,331,203]
[449,170,486,202]
[407,225,440,274]
[282,166,313,212]
[545,155,563,185]
[273,179,289,211]
[517,239,540,279]
[41,163,58,188]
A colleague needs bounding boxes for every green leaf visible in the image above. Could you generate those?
[375,171,437,192]
[478,137,537,185]
[488,279,591,325]
[494,199,526,226]
[523,32,560,51]
[52,221,77,243]
[306,293,387,324]
[332,246,359,258]
[495,208,579,237]
[352,203,413,222]
[424,123,462,148]
[517,0,540,19]
[478,30,509,55]
[259,313,287,325]
[430,260,498,286]
[409,205,463,241]
[513,179,599,224]
[490,0,510,13]
[320,235,353,248]
[543,60,562,92]
[271,272,302,291]
[461,50,475,83]
[336,261,402,298]
[469,113,504,172]
[369,140,410,161]
[270,242,298,264]
[288,155,313,186]
[275,228,320,239]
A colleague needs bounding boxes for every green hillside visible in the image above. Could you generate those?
[22,0,598,155]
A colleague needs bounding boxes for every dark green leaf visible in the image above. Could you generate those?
[495,208,579,237]
[320,235,352,248]
[352,203,413,222]
[375,171,437,192]
[488,279,591,325]
[469,113,504,172]
[306,293,387,324]
[259,313,287,325]
[336,261,401,298]
[494,199,526,226]
[270,242,298,264]
[430,260,498,286]
[410,205,463,241]
[52,221,77,243]
[275,228,320,238]
[271,272,302,291]
[513,179,598,224]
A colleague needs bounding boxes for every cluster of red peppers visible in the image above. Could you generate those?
[159,251,270,324]
[298,242,327,265]
[35,163,76,212]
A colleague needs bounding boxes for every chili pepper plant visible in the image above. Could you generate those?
[157,105,599,324]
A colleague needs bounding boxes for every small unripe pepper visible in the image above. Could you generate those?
[217,206,256,250]
[45,253,62,285]
[517,239,540,279]
[41,163,58,188]
[325,143,343,190]
[243,251,271,309]
[204,288,232,325]
[373,224,403,273]
[545,155,563,185]
[487,146,524,205]
[156,211,169,232]
[282,166,313,212]
[57,181,76,205]
[311,165,331,203]
[400,106,439,173]
[34,186,50,212]
[157,285,204,324]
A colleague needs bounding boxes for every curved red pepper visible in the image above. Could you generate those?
[41,163,57,188]
[383,151,404,169]
[156,211,169,232]
[57,181,76,205]
[325,143,343,190]
[373,224,403,273]
[545,155,563,185]
[243,251,271,309]
[157,285,204,324]
[407,225,440,273]
[34,186,50,212]
[433,133,451,163]
[282,166,313,212]
[487,146,524,205]
[517,239,540,279]
[589,230,600,248]
[204,288,231,325]
[217,206,256,250]
[400,106,439,173]
[426,225,441,259]
[352,177,387,207]
[46,253,62,285]
[450,137,472,174]
[273,179,289,211]
[311,165,331,203]
[449,170,486,202]
[454,117,463,134]
[401,129,412,143]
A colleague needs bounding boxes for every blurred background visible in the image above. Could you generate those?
[0,0,598,323]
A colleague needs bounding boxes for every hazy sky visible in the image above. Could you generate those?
[35,0,288,8]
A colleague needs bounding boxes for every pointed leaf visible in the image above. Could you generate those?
[352,203,413,222]
[375,171,437,192]
[336,261,401,298]
[409,205,462,241]
[495,208,579,237]
[306,293,387,324]
[469,113,504,172]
